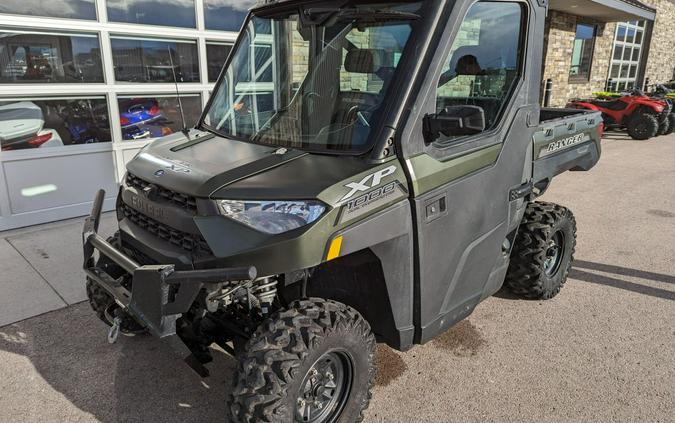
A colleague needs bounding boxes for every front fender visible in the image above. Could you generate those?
[634,98,666,114]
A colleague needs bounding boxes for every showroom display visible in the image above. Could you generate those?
[0,98,110,150]
[82,1,604,422]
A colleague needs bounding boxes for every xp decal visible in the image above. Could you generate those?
[339,181,407,224]
[340,166,397,202]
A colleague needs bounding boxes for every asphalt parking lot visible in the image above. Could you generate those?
[0,133,673,422]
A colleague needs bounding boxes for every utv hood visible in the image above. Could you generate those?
[126,129,373,203]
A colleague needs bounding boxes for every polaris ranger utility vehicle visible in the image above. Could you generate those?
[83,0,603,421]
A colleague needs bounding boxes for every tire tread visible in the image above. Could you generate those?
[230,299,376,423]
[505,202,577,300]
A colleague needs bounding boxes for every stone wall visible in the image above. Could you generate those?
[642,0,675,85]
[542,11,617,107]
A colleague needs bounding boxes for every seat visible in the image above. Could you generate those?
[589,99,628,111]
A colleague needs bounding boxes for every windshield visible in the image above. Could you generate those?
[202,2,423,153]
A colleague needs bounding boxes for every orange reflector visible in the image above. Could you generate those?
[327,236,343,261]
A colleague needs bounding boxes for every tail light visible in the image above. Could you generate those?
[28,132,53,147]
[149,104,160,116]
[120,116,130,126]
[597,123,604,139]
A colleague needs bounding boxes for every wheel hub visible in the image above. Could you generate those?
[543,231,565,277]
[296,351,352,423]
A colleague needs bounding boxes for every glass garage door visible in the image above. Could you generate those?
[608,21,647,92]
[0,1,247,231]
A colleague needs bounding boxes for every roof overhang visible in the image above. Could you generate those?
[549,0,656,22]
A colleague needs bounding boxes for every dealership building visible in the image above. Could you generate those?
[0,0,673,231]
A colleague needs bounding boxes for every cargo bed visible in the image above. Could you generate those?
[532,107,603,189]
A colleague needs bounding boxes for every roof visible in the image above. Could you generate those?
[549,0,657,21]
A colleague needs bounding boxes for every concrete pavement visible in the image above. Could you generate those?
[0,213,117,327]
[0,132,673,422]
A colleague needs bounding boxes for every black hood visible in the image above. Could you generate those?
[126,130,374,202]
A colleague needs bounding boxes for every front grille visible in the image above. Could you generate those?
[121,204,211,255]
[126,173,197,214]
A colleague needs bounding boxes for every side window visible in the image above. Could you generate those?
[435,1,525,139]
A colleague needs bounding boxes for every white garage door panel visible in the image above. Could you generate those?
[4,152,117,215]
[122,148,142,166]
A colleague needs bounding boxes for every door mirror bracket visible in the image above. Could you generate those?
[423,105,486,143]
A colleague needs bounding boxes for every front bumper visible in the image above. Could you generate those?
[83,190,256,375]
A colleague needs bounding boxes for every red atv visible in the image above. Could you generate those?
[568,89,669,140]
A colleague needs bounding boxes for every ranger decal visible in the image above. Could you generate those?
[541,133,587,157]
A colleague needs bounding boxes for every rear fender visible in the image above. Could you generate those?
[569,102,600,112]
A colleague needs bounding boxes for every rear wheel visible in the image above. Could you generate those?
[505,202,577,300]
[626,112,659,140]
[230,299,376,423]
[658,116,671,136]
[665,114,675,136]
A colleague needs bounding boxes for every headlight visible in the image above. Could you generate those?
[217,200,326,234]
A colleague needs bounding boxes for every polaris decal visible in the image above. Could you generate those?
[340,166,397,202]
[540,133,587,157]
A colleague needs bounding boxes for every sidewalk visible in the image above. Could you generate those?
[0,213,117,326]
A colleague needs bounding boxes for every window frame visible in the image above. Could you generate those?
[569,22,597,83]
[0,94,113,157]
[116,92,203,142]
[203,0,256,32]
[608,20,646,92]
[428,0,529,151]
[106,0,198,29]
[205,40,234,83]
[0,0,98,22]
[109,34,201,84]
[0,28,106,84]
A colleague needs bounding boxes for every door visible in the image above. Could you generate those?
[400,0,544,343]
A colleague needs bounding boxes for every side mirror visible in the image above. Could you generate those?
[423,105,486,143]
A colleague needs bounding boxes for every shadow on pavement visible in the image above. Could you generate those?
[570,269,674,301]
[601,132,633,141]
[0,303,237,423]
[494,260,675,302]
[574,260,675,285]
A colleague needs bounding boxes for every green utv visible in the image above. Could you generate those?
[83,0,603,421]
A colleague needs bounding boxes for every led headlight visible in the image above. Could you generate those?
[217,200,326,234]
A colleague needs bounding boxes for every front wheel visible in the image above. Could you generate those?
[505,202,577,300]
[626,112,659,140]
[230,299,376,423]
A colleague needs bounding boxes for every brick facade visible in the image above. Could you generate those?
[642,0,675,84]
[542,1,675,107]
[542,11,617,107]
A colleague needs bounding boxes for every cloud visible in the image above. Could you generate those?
[106,0,198,10]
[0,0,83,17]
[204,0,257,13]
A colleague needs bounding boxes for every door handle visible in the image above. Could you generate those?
[424,194,447,223]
